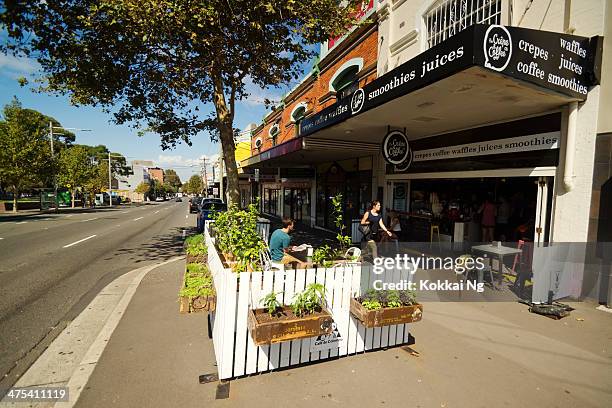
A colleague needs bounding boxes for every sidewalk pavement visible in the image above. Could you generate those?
[6,258,611,408]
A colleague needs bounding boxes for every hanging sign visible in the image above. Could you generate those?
[382,129,412,166]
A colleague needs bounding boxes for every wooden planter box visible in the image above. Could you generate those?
[186,254,207,264]
[350,298,423,328]
[179,294,216,313]
[247,307,333,346]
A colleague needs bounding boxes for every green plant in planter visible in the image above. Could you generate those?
[399,289,417,306]
[291,283,326,317]
[362,299,382,310]
[185,236,207,257]
[312,245,334,267]
[261,291,283,316]
[331,193,352,251]
[179,264,214,298]
[387,290,402,308]
[211,202,265,271]
[185,234,205,247]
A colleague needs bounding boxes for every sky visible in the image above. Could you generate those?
[0,52,312,183]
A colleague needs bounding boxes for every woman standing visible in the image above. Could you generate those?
[360,200,393,259]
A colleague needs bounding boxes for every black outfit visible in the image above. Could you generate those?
[367,211,382,240]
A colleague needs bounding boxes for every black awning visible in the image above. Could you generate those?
[300,24,602,137]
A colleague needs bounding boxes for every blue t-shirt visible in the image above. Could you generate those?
[269,229,291,261]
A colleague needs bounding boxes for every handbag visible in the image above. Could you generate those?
[358,223,372,241]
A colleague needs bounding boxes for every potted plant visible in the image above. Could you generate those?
[179,263,216,313]
[310,194,358,268]
[350,289,422,328]
[211,202,265,271]
[184,234,207,264]
[247,283,333,345]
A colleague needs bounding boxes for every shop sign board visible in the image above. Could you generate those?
[410,132,559,164]
[476,25,601,99]
[300,25,602,138]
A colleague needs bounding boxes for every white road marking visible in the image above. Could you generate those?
[63,234,97,248]
[16,221,28,224]
[0,237,4,240]
[81,217,98,222]
[185,215,188,219]
[182,229,186,238]
[133,217,144,221]
[121,211,128,214]
[154,210,160,214]
[66,214,74,218]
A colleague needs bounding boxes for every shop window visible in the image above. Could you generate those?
[268,124,280,146]
[425,0,502,49]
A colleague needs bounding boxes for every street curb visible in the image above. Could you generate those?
[52,256,184,408]
[43,256,184,408]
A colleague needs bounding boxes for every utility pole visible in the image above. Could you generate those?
[49,121,57,211]
[108,151,113,207]
[219,145,224,201]
[203,159,208,195]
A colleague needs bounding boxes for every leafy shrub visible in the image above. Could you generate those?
[290,283,326,317]
[358,289,417,308]
[262,291,282,316]
[185,235,207,256]
[312,245,334,267]
[212,202,265,271]
[180,263,214,298]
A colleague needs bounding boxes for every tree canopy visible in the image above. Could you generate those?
[0,98,67,211]
[1,0,360,204]
[57,145,96,207]
[164,169,182,191]
[186,174,203,195]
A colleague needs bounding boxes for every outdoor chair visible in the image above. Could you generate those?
[344,247,362,260]
[259,244,284,272]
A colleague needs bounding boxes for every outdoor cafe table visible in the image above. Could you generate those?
[470,244,522,288]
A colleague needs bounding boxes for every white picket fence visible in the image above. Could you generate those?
[205,229,414,380]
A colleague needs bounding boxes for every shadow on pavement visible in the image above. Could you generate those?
[107,226,190,263]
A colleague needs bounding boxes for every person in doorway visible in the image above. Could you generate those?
[269,217,295,263]
[496,196,511,241]
[478,194,497,243]
[360,200,393,259]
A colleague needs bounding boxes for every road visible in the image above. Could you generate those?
[0,201,197,388]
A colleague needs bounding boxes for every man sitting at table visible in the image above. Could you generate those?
[269,217,295,263]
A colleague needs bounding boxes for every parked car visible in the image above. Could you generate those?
[175,196,182,202]
[197,201,227,233]
[198,197,223,210]
[189,196,203,213]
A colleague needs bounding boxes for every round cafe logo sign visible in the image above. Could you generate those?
[382,129,411,166]
[350,88,365,115]
[483,25,512,72]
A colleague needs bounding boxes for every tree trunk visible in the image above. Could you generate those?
[219,126,240,205]
[211,71,240,205]
[72,188,76,208]
[12,189,18,213]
